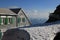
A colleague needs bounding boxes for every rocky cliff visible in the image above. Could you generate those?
[46,5,60,23]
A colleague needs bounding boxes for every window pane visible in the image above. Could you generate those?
[9,18,11,24]
[9,18,14,24]
[22,18,25,22]
[17,18,21,23]
[0,16,2,25]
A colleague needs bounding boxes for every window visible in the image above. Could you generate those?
[22,18,25,22]
[0,16,2,25]
[0,16,14,25]
[17,18,21,23]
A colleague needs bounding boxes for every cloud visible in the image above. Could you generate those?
[33,10,38,13]
[26,9,49,19]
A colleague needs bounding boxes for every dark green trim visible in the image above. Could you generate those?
[4,16,8,25]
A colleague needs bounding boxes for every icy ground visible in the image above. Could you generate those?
[20,24,60,40]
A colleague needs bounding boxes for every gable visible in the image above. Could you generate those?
[18,9,31,25]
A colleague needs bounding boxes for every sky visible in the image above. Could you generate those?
[0,0,60,19]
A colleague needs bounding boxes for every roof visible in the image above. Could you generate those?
[10,8,21,14]
[0,8,16,15]
[0,8,21,14]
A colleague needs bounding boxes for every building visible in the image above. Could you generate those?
[0,8,31,32]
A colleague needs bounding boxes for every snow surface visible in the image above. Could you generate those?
[20,24,60,40]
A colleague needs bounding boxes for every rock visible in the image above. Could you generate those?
[1,28,30,40]
[46,5,60,23]
[53,32,60,40]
